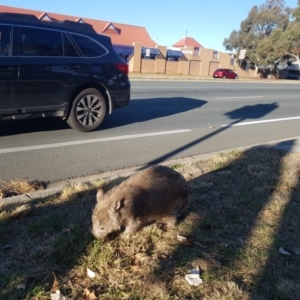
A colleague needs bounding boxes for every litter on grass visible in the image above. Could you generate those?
[185,267,203,286]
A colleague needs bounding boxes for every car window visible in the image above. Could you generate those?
[0,25,12,56]
[63,33,80,57]
[70,34,106,57]
[19,27,63,57]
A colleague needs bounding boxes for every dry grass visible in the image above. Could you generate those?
[0,180,46,199]
[1,146,300,300]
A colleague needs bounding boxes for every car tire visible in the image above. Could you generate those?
[67,88,107,132]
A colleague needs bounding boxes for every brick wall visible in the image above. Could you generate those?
[130,42,257,78]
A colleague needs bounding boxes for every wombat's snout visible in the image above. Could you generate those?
[91,227,119,241]
[91,223,106,240]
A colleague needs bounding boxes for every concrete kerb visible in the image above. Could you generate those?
[2,135,300,209]
[128,73,298,84]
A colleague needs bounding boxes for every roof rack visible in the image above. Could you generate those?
[56,20,95,33]
[0,13,38,21]
[0,12,95,33]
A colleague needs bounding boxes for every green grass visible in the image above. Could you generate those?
[1,147,300,299]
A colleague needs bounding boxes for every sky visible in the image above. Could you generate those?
[1,0,299,51]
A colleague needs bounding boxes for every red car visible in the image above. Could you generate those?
[213,68,239,79]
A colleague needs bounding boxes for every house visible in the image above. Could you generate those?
[0,5,255,78]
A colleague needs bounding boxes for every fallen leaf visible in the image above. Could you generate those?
[84,288,97,300]
[16,283,26,290]
[87,268,96,278]
[50,272,60,293]
[177,235,188,242]
[279,247,291,256]
[180,240,195,247]
[177,235,206,248]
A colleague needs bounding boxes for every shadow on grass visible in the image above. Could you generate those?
[2,102,294,299]
[151,143,300,299]
[2,145,300,299]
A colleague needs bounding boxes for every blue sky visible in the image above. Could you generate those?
[1,0,298,51]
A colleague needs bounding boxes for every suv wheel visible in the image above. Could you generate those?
[67,88,107,132]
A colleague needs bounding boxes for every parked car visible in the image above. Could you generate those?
[286,70,300,80]
[213,68,239,80]
[0,13,130,132]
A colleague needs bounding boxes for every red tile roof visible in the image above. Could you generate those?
[0,5,157,47]
[172,37,203,48]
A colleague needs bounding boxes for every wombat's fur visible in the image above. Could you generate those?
[92,165,191,239]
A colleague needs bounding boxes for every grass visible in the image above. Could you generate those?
[1,146,300,299]
[0,180,46,199]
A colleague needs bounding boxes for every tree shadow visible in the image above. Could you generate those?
[1,143,298,298]
[0,97,207,136]
[144,102,278,164]
[249,142,300,299]
[151,141,299,298]
[224,102,278,121]
[1,101,289,299]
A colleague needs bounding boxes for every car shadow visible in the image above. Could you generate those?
[100,97,207,129]
[0,117,70,136]
[0,97,207,136]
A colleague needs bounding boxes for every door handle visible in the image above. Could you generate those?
[66,65,82,71]
[0,66,14,74]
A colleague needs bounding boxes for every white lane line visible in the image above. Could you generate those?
[0,129,191,154]
[215,96,264,99]
[221,116,300,127]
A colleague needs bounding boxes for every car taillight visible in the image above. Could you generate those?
[115,63,128,76]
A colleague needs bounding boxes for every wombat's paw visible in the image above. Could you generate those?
[124,220,143,234]
[162,215,177,229]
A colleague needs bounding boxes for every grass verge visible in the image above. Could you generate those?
[1,147,300,299]
[0,180,46,199]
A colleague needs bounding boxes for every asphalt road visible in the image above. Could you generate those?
[1,79,300,183]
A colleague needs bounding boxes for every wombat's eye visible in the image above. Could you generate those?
[100,227,105,231]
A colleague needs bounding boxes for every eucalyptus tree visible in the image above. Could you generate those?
[223,0,291,67]
[257,1,300,69]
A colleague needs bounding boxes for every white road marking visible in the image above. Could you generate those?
[221,116,300,127]
[215,96,264,99]
[0,129,191,154]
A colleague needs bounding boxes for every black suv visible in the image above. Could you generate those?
[0,13,130,132]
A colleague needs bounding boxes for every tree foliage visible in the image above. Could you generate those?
[223,0,291,66]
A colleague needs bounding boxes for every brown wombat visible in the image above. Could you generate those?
[92,165,191,239]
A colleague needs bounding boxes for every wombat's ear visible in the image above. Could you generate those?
[112,198,125,212]
[96,188,105,202]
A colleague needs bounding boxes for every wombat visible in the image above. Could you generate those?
[92,165,191,239]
